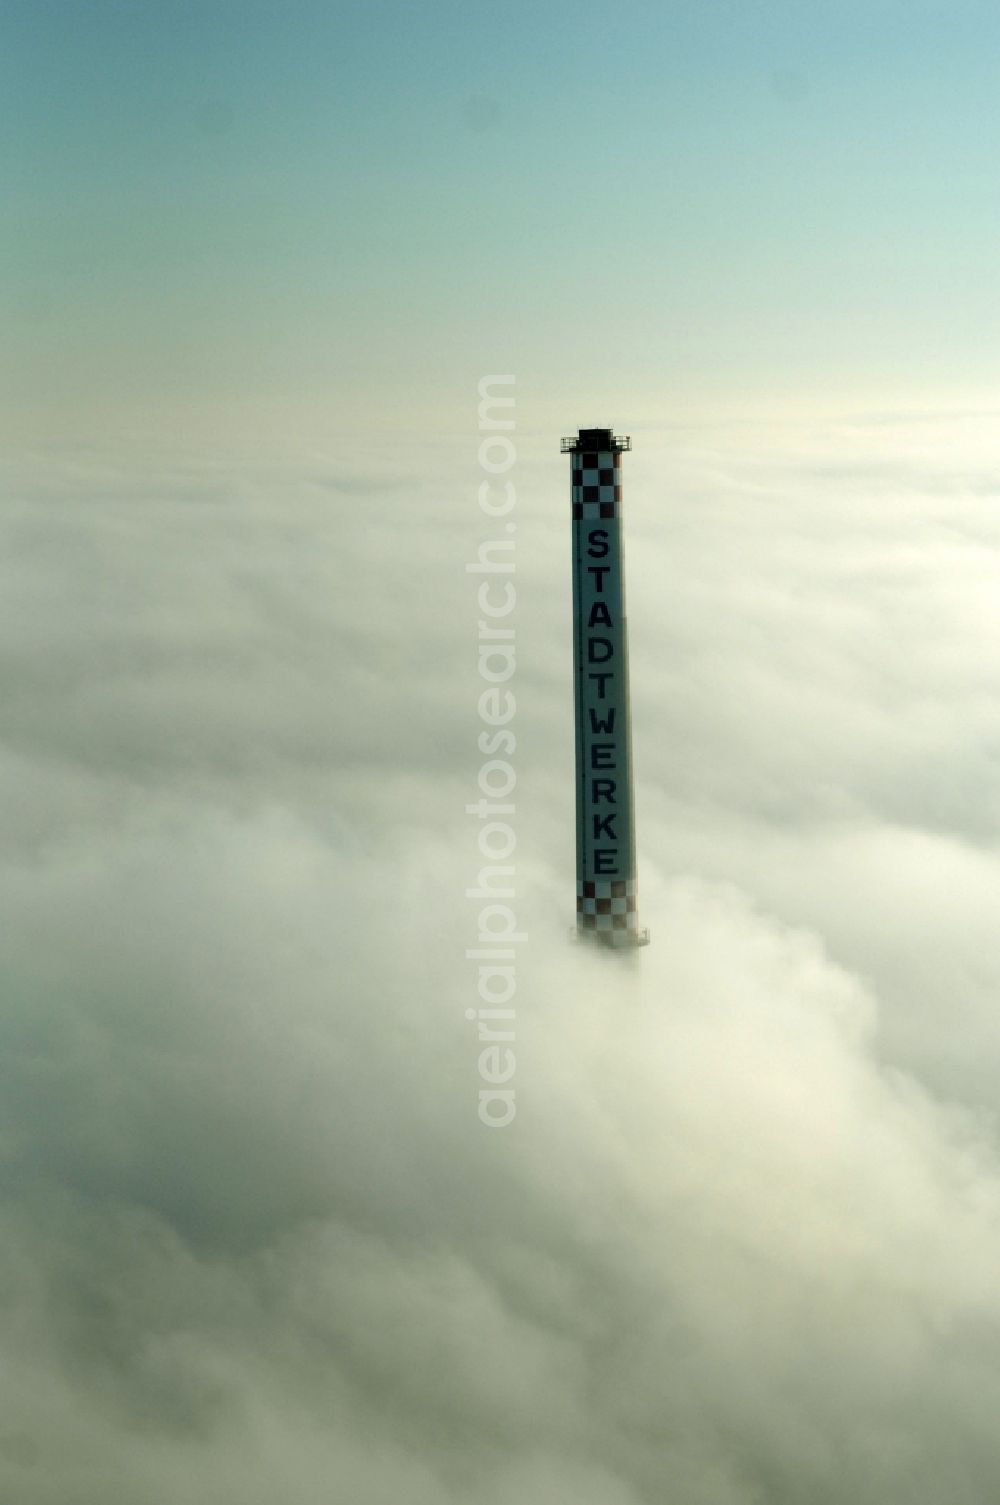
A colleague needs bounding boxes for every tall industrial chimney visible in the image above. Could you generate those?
[563,427,649,947]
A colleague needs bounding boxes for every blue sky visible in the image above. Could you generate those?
[4,0,1000,438]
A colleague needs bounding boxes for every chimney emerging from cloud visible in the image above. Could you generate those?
[563,427,649,948]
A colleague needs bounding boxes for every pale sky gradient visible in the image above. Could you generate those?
[4,0,1000,441]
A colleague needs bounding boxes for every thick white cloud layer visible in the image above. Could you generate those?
[1,411,1000,1501]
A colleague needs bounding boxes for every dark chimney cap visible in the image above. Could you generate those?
[560,428,631,453]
